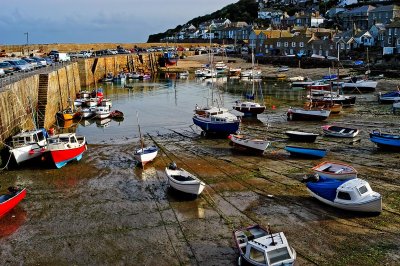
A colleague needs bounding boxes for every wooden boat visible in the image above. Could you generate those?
[165,162,205,195]
[0,187,26,218]
[228,134,270,154]
[287,108,330,121]
[312,161,357,180]
[193,106,240,136]
[284,146,327,158]
[134,112,158,167]
[378,90,400,103]
[369,129,400,150]
[321,125,360,138]
[285,131,319,142]
[233,224,296,266]
[57,108,81,121]
[47,133,87,168]
[304,175,382,213]
[9,129,48,164]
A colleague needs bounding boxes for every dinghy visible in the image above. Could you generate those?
[284,146,327,158]
[287,108,330,121]
[0,187,26,218]
[369,129,400,150]
[321,125,360,138]
[134,112,158,167]
[233,224,296,266]
[228,134,270,154]
[312,161,357,180]
[304,175,382,213]
[378,90,400,103]
[285,131,319,142]
[165,162,205,195]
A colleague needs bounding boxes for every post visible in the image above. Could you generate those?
[24,32,29,55]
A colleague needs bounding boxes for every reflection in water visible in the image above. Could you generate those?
[96,118,111,128]
[133,166,157,181]
[166,187,205,219]
[0,206,27,238]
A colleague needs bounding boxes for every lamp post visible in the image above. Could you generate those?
[24,32,29,55]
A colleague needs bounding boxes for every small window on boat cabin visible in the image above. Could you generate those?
[33,134,38,142]
[337,191,351,200]
[249,247,266,264]
[358,185,368,195]
[37,131,45,141]
[267,247,291,265]
[70,136,77,143]
[241,103,246,107]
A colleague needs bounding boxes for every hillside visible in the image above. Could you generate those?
[147,0,258,42]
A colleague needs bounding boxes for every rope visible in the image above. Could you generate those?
[0,142,14,170]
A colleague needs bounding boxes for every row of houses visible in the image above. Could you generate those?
[164,3,400,56]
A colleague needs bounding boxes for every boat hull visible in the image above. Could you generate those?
[229,134,269,154]
[166,169,205,195]
[322,125,359,138]
[10,144,46,164]
[193,116,240,136]
[0,188,26,218]
[232,106,265,116]
[370,132,400,150]
[134,146,158,166]
[307,188,382,213]
[285,146,327,158]
[287,109,330,121]
[49,144,86,168]
[312,162,357,180]
[285,131,318,142]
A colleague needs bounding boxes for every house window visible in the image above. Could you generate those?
[300,42,304,47]
[341,43,345,49]
[291,42,296,47]
[389,29,392,36]
[388,38,392,45]
[284,42,288,47]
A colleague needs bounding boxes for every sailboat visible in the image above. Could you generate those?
[133,112,158,167]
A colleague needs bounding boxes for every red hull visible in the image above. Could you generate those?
[0,188,26,218]
[50,144,86,165]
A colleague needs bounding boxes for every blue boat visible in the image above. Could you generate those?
[284,145,327,158]
[193,106,240,136]
[370,130,400,150]
[378,90,400,103]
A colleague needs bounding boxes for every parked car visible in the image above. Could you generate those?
[48,50,59,57]
[31,56,47,67]
[54,53,70,62]
[5,59,31,72]
[43,57,54,66]
[22,57,38,69]
[0,61,15,74]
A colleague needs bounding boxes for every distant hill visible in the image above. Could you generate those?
[147,0,259,43]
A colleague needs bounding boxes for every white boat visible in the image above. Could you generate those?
[165,162,205,195]
[204,69,217,78]
[134,112,158,167]
[305,176,382,213]
[288,76,304,82]
[233,224,296,266]
[178,71,189,78]
[321,125,359,138]
[214,61,228,73]
[73,98,86,107]
[312,161,358,180]
[81,107,96,118]
[95,106,110,119]
[277,65,289,72]
[341,79,378,93]
[9,129,48,164]
[194,68,207,77]
[85,98,101,107]
[228,134,270,154]
[100,98,112,109]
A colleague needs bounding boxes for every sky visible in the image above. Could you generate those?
[0,0,237,45]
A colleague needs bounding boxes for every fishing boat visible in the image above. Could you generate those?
[56,107,81,121]
[133,112,158,167]
[321,125,360,138]
[369,129,400,150]
[287,108,330,121]
[100,98,113,109]
[95,106,110,119]
[160,51,179,66]
[193,106,240,136]
[285,131,319,142]
[9,129,48,165]
[312,161,357,180]
[228,134,270,154]
[304,175,382,213]
[0,187,26,218]
[165,162,205,195]
[233,224,296,266]
[378,90,400,103]
[81,107,96,119]
[284,146,327,158]
[46,133,87,168]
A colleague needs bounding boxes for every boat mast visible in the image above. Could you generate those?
[136,111,144,150]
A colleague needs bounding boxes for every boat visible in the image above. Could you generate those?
[378,90,400,104]
[287,108,330,121]
[193,106,240,136]
[321,125,359,138]
[229,67,241,77]
[309,90,356,107]
[46,133,87,168]
[102,72,114,82]
[109,110,124,119]
[81,107,96,119]
[288,76,304,82]
[56,107,81,121]
[133,112,158,167]
[304,175,382,213]
[341,78,378,93]
[306,82,331,91]
[284,146,327,158]
[369,129,400,150]
[305,101,342,114]
[277,65,289,72]
[9,129,48,165]
[100,98,113,109]
[291,80,314,88]
[0,187,27,218]
[285,130,319,142]
[233,224,296,266]
[393,102,400,114]
[95,106,110,119]
[312,161,357,180]
[165,162,205,195]
[228,134,270,154]
[160,51,179,66]
[214,61,228,73]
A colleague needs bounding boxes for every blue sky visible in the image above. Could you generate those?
[0,0,237,44]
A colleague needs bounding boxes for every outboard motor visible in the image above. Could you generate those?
[168,162,177,170]
[302,173,319,183]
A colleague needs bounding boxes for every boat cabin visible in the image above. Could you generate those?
[335,179,377,204]
[48,133,82,149]
[11,129,47,148]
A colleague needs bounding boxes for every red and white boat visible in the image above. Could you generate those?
[46,133,87,168]
[0,187,26,218]
[312,161,358,180]
[306,82,331,91]
[228,134,270,154]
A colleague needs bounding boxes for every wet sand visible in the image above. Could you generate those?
[0,57,400,265]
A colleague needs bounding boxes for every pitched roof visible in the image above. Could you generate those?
[344,5,375,14]
[369,4,400,13]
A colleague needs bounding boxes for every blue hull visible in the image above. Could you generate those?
[285,146,327,158]
[193,117,239,135]
[370,133,400,149]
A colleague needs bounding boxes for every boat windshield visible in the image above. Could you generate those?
[267,247,292,265]
[249,247,266,264]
